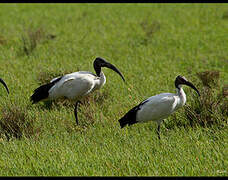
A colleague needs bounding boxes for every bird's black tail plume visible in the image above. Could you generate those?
[30,77,62,104]
[118,106,139,128]
[118,99,149,129]
[119,116,131,128]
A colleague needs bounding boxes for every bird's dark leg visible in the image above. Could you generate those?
[156,120,163,140]
[74,101,79,125]
[157,124,161,140]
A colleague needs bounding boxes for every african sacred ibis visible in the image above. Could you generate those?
[118,75,200,139]
[0,78,9,94]
[30,57,125,125]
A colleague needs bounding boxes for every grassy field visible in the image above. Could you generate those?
[0,3,227,176]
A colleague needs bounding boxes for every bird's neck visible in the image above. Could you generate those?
[176,85,186,107]
[99,71,106,85]
[94,71,106,90]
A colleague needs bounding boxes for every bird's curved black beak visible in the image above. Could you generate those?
[185,81,200,96]
[102,62,125,82]
[0,78,9,94]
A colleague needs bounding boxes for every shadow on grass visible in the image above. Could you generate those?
[30,89,110,134]
[222,10,228,19]
[32,90,110,111]
[0,35,7,45]
[0,102,41,141]
[17,26,56,57]
[139,16,160,46]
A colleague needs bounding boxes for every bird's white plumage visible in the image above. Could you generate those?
[136,88,186,124]
[48,71,106,100]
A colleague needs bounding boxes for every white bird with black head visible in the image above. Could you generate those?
[0,78,9,95]
[30,57,125,125]
[118,75,200,139]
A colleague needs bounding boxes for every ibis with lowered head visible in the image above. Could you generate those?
[0,78,9,94]
[31,57,125,125]
[118,75,200,139]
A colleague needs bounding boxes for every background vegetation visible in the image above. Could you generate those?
[0,3,227,176]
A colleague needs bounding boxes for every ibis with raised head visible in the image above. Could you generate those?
[0,78,9,94]
[31,57,125,125]
[118,75,200,139]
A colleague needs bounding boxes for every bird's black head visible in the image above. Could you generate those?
[0,78,9,94]
[93,57,125,82]
[175,75,200,96]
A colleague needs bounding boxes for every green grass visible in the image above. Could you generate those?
[0,3,227,176]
